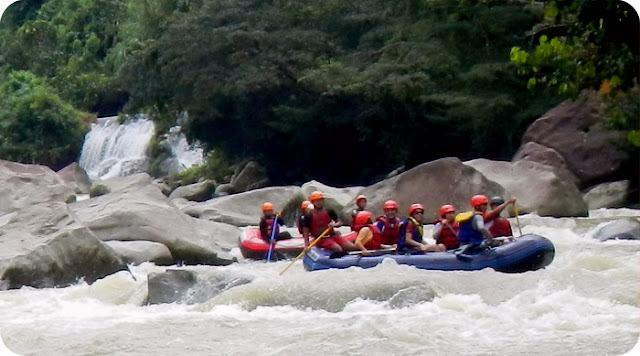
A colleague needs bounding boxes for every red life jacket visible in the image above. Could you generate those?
[436,219,459,249]
[350,208,365,231]
[357,224,383,250]
[375,216,401,245]
[310,209,333,237]
[488,217,513,237]
[261,216,279,238]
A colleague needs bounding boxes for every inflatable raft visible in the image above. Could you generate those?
[303,234,555,273]
[239,228,357,260]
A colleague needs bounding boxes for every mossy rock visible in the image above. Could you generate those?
[89,184,111,197]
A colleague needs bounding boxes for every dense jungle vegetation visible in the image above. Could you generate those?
[0,0,637,185]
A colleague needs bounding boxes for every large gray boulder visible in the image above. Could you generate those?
[465,159,587,217]
[516,96,628,187]
[231,161,268,193]
[104,240,174,266]
[183,186,304,226]
[57,162,92,194]
[593,218,640,241]
[0,160,76,215]
[0,201,128,289]
[512,142,579,185]
[583,180,634,210]
[169,179,215,202]
[69,177,235,266]
[343,158,506,223]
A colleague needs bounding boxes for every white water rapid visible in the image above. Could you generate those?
[0,209,638,356]
[79,116,155,180]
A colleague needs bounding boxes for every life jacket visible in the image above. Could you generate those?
[398,217,423,250]
[350,208,365,231]
[455,211,484,245]
[262,216,279,240]
[310,209,333,237]
[488,217,512,237]
[296,214,306,234]
[357,224,383,250]
[436,219,459,250]
[375,216,402,245]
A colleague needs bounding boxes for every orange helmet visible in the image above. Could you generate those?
[262,202,274,212]
[356,194,367,202]
[439,204,455,217]
[301,200,311,210]
[408,203,425,215]
[383,200,398,210]
[470,195,489,207]
[309,191,324,202]
[355,211,373,226]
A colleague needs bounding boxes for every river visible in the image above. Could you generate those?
[0,209,638,355]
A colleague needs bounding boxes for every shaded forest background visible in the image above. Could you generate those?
[0,0,637,186]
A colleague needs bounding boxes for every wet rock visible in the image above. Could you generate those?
[146,270,198,305]
[583,180,633,210]
[465,158,588,217]
[593,218,640,242]
[104,240,174,266]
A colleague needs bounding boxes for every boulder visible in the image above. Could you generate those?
[57,163,92,194]
[68,176,235,266]
[583,180,634,210]
[512,142,579,185]
[517,97,628,187]
[342,158,506,223]
[0,225,127,289]
[0,159,76,215]
[214,183,235,197]
[169,179,216,202]
[231,161,268,193]
[183,186,304,226]
[146,270,198,305]
[302,180,364,219]
[465,158,587,217]
[104,240,174,266]
[92,172,153,193]
[593,218,640,241]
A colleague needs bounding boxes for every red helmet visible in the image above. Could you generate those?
[356,194,367,202]
[355,211,373,226]
[301,200,311,210]
[439,204,455,217]
[470,195,489,207]
[309,191,324,202]
[262,202,274,212]
[408,203,425,215]
[383,200,398,210]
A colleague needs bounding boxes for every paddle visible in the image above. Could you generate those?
[266,215,278,261]
[514,202,523,237]
[279,226,332,275]
[348,247,397,256]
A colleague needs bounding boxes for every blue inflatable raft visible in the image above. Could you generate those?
[303,234,555,273]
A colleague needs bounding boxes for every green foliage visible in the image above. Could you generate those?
[0,71,91,169]
[89,184,111,197]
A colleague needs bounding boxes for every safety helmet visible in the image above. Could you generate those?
[355,211,373,226]
[356,195,367,202]
[439,204,455,217]
[383,200,399,210]
[262,202,274,212]
[301,200,311,210]
[309,191,324,202]
[470,195,489,207]
[490,196,505,205]
[408,203,425,215]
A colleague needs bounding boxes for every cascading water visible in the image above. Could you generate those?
[78,116,204,181]
[78,116,155,180]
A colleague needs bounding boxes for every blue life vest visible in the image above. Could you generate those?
[398,217,423,250]
[457,212,484,245]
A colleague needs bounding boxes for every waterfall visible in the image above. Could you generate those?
[164,126,204,172]
[79,116,155,180]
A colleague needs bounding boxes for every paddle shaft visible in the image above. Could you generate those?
[279,227,332,275]
[514,203,523,237]
[266,216,278,261]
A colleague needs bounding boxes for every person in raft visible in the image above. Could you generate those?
[296,200,314,234]
[303,191,356,253]
[454,195,494,256]
[350,195,368,231]
[354,211,396,255]
[398,203,446,253]
[484,196,516,239]
[375,200,402,247]
[432,204,460,250]
[259,202,292,245]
